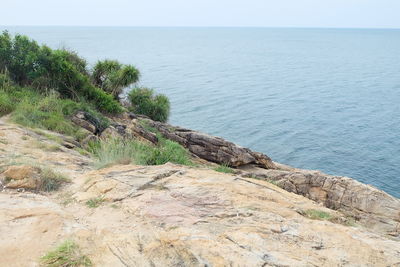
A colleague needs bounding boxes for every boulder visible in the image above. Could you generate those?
[71,115,96,134]
[1,165,41,190]
[3,165,39,180]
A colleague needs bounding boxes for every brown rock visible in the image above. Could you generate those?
[2,165,41,190]
[144,119,275,169]
[3,165,40,180]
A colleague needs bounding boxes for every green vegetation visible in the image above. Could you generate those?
[85,197,105,208]
[214,164,235,174]
[304,209,333,220]
[89,136,192,169]
[92,59,140,99]
[0,31,122,113]
[38,167,70,192]
[40,240,92,267]
[7,88,90,141]
[128,87,170,122]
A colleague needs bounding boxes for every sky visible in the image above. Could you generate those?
[1,0,400,28]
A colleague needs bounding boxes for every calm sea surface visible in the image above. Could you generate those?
[2,27,399,198]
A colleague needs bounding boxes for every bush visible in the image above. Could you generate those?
[92,60,140,99]
[0,31,122,114]
[89,136,192,169]
[128,88,170,122]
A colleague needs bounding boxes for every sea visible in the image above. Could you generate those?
[1,26,399,198]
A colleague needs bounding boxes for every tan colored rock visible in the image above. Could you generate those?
[2,165,41,190]
[1,116,400,267]
[3,165,39,180]
[99,126,121,140]
[72,116,96,134]
[239,165,400,236]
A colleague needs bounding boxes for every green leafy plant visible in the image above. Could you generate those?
[0,31,122,113]
[128,87,170,122]
[92,60,140,99]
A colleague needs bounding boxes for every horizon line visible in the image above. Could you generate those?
[1,25,400,30]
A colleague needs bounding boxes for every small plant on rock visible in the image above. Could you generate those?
[40,240,92,267]
[214,164,235,174]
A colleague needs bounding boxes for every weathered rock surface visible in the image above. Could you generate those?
[239,165,400,236]
[1,117,400,266]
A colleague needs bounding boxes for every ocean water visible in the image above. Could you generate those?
[2,26,399,198]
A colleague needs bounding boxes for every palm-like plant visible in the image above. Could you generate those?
[92,60,140,99]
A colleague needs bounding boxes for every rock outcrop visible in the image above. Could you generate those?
[143,119,276,169]
[72,111,275,169]
[239,165,400,236]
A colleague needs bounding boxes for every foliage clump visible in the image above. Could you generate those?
[0,31,121,113]
[128,87,170,122]
[92,59,140,99]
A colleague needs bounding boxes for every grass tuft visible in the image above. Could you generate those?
[214,164,234,174]
[85,197,105,208]
[40,240,92,267]
[38,167,70,192]
[89,136,192,169]
[304,209,333,220]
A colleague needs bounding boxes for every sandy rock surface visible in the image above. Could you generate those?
[1,118,399,266]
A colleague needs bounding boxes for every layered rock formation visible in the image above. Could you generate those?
[239,165,400,236]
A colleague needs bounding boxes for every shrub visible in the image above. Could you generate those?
[128,87,170,122]
[92,60,140,99]
[0,31,122,114]
[40,240,92,267]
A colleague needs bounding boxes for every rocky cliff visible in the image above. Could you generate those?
[1,115,399,266]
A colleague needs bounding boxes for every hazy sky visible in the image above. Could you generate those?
[1,0,400,28]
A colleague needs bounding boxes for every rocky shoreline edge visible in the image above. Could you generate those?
[70,111,400,237]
